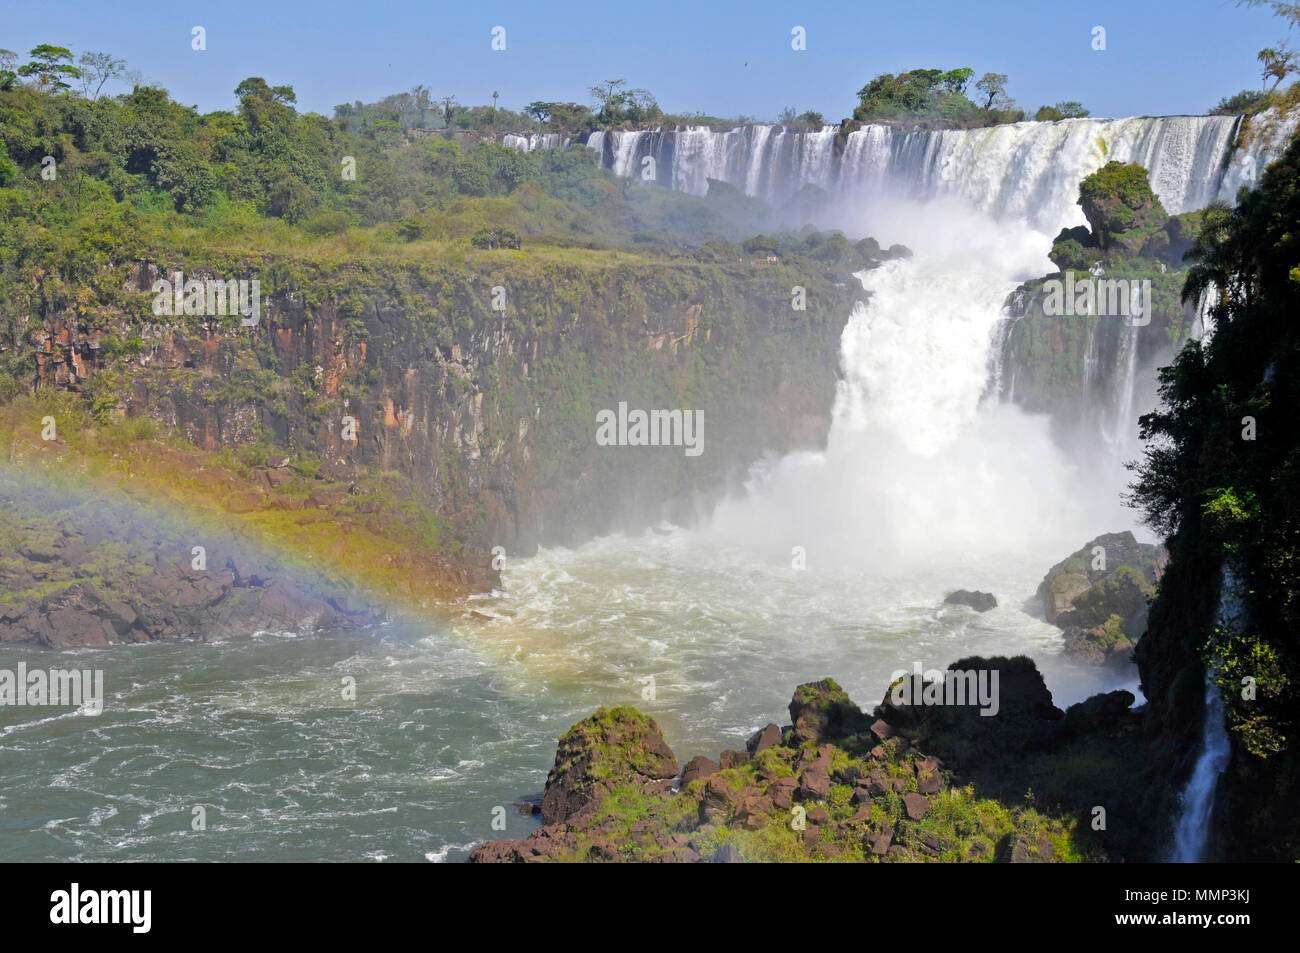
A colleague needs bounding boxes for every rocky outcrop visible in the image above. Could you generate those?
[470,672,1146,863]
[944,589,997,612]
[539,707,679,827]
[1037,532,1166,666]
[1077,162,1168,257]
[0,471,378,648]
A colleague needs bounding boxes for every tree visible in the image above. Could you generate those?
[524,101,554,123]
[0,49,18,92]
[1257,45,1298,91]
[975,72,1009,110]
[1054,100,1090,117]
[437,95,459,127]
[17,44,81,92]
[589,78,627,121]
[410,84,430,126]
[77,51,126,99]
[939,67,974,96]
[1238,1,1300,29]
[235,77,296,106]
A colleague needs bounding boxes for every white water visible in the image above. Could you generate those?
[1170,567,1242,862]
[589,113,1297,225]
[463,194,1149,747]
[449,112,1288,825]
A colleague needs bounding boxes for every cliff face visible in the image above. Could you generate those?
[29,253,856,573]
[996,268,1194,449]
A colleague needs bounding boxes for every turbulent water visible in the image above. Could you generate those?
[2,114,1281,862]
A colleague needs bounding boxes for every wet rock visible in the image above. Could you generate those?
[944,589,997,612]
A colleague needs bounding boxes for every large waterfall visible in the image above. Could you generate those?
[460,113,1293,864]
[587,114,1292,485]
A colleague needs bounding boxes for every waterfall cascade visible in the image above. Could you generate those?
[589,113,1295,230]
[1170,567,1242,862]
[502,132,570,151]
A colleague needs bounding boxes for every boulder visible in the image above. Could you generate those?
[680,755,719,787]
[1036,532,1165,625]
[869,829,893,856]
[699,775,742,821]
[746,723,783,755]
[789,678,867,745]
[903,793,931,820]
[944,590,997,612]
[1062,690,1136,736]
[540,707,679,826]
[710,843,743,863]
[766,777,798,809]
[719,749,750,769]
[798,767,831,801]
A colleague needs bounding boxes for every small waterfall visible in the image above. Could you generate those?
[1100,319,1140,459]
[1170,566,1242,862]
[501,132,569,151]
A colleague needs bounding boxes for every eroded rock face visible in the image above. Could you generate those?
[31,258,857,573]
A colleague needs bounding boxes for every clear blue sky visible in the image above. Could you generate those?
[0,0,1291,120]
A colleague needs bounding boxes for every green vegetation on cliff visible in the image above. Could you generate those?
[1130,127,1300,860]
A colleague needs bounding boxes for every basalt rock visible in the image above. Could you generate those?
[789,678,867,745]
[471,674,1126,863]
[944,590,997,612]
[540,707,679,826]
[0,475,376,649]
[1037,532,1166,665]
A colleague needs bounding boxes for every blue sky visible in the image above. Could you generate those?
[0,0,1290,120]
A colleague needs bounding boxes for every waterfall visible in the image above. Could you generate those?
[1100,320,1141,460]
[1170,566,1242,862]
[501,132,569,151]
[704,198,1133,571]
[587,113,1296,232]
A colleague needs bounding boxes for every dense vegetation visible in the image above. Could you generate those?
[851,66,1089,127]
[1132,132,1300,762]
